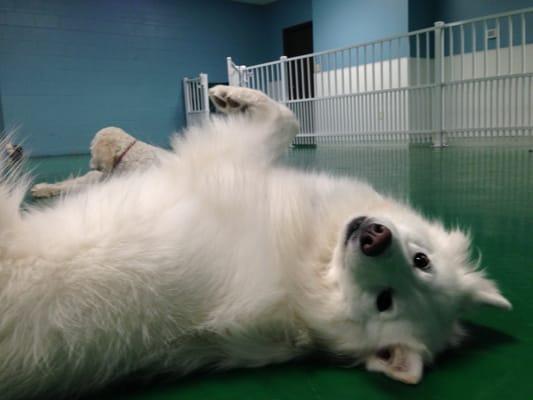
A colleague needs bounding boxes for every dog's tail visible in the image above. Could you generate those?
[0,134,30,238]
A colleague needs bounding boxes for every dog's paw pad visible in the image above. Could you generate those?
[212,95,227,109]
[227,97,241,108]
[209,85,265,114]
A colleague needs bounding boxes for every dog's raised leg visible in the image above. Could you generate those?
[209,85,299,160]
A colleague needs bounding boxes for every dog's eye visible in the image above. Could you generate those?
[413,252,430,271]
[376,288,393,312]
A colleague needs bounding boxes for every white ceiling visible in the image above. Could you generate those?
[231,0,278,5]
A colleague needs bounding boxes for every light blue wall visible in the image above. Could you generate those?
[262,0,312,61]
[313,0,533,53]
[436,0,533,51]
[409,0,533,30]
[435,0,533,22]
[0,0,268,156]
[312,0,409,52]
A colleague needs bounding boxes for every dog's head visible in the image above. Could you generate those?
[332,207,511,384]
[90,127,134,173]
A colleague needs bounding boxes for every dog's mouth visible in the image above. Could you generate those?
[344,216,367,245]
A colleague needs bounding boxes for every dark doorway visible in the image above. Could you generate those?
[283,21,313,100]
[283,21,315,147]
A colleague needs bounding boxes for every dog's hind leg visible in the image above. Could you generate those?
[208,85,299,161]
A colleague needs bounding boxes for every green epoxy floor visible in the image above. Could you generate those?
[27,145,533,400]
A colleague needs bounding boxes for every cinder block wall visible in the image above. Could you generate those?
[0,0,269,155]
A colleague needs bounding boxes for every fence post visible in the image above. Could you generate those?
[226,57,233,85]
[433,21,446,147]
[199,73,209,119]
[237,65,247,87]
[279,55,288,103]
[183,77,191,127]
[227,57,239,86]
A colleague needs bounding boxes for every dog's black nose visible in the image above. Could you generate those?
[360,223,392,256]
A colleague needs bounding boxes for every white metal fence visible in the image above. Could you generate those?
[183,73,209,127]
[227,7,533,146]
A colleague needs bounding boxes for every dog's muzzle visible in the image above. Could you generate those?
[360,223,392,256]
[345,216,393,256]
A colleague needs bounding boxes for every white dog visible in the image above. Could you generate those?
[0,86,510,399]
[30,126,167,198]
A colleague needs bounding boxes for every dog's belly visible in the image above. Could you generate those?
[13,167,298,363]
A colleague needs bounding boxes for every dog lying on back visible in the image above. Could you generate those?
[30,127,167,198]
[0,86,510,399]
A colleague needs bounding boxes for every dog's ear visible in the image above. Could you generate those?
[464,272,512,310]
[365,345,423,384]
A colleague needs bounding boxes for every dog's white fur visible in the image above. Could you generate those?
[0,86,510,399]
[30,127,167,198]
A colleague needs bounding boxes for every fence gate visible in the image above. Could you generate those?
[183,73,209,127]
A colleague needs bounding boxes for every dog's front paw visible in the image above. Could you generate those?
[209,85,269,114]
[31,183,60,198]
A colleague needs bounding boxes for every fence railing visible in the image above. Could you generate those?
[227,7,533,145]
[183,73,209,127]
